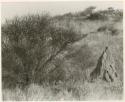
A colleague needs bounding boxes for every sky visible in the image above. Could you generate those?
[1,1,123,24]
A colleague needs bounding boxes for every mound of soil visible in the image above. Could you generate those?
[90,46,118,82]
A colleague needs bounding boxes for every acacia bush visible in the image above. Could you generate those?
[87,12,108,20]
[79,6,96,17]
[87,8,123,21]
[2,14,81,88]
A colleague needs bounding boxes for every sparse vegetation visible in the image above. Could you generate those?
[97,24,120,36]
[2,6,123,100]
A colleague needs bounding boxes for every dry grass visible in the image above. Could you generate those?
[3,80,123,101]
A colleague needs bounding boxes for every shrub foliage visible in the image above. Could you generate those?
[2,14,81,88]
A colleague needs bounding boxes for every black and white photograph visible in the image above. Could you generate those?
[1,0,123,101]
